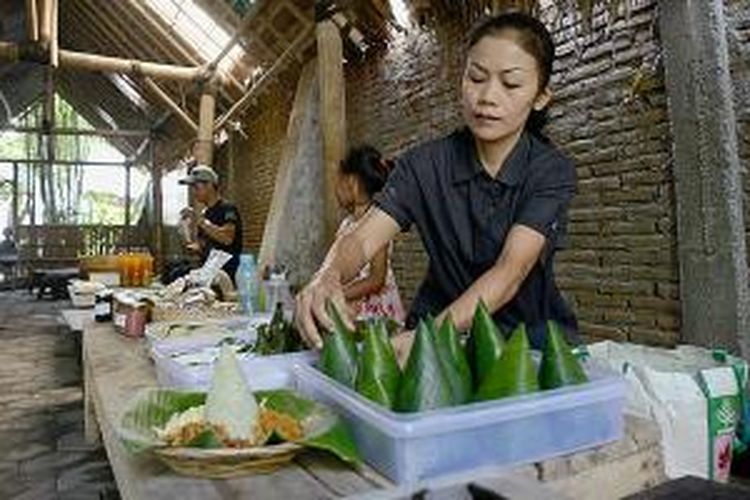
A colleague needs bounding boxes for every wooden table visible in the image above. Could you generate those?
[82,323,666,499]
[61,308,95,332]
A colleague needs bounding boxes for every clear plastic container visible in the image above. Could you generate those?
[294,362,625,484]
[153,345,317,391]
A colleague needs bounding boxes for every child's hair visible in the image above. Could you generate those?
[340,145,393,199]
[468,12,555,139]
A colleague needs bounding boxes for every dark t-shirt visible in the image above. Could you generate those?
[198,200,243,282]
[374,128,578,347]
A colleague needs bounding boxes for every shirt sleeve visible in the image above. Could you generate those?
[372,153,420,231]
[514,156,577,247]
[220,205,239,226]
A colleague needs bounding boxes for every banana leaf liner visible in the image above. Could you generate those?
[117,388,361,467]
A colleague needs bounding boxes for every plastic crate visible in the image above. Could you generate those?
[294,362,625,484]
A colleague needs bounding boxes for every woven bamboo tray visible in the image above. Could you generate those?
[154,442,303,478]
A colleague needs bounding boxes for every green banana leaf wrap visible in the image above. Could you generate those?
[475,323,539,401]
[434,316,472,404]
[116,388,361,464]
[355,320,401,409]
[539,320,588,390]
[467,300,505,389]
[396,321,453,412]
[319,301,359,388]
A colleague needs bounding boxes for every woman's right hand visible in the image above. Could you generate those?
[295,269,354,349]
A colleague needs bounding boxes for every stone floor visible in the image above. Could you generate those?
[0,291,119,499]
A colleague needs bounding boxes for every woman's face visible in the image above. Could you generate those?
[462,32,550,144]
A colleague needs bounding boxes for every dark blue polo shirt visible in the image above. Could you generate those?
[374,127,578,347]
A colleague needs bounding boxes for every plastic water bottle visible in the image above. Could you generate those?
[235,254,257,314]
[263,267,294,321]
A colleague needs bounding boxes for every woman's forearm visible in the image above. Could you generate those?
[436,225,545,331]
[436,263,523,331]
[344,275,386,301]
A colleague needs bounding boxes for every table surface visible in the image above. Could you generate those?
[82,323,666,500]
[61,308,95,332]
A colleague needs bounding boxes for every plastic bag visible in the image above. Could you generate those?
[588,341,748,481]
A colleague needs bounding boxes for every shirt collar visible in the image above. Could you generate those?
[452,127,531,186]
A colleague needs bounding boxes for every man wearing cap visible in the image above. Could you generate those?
[180,164,243,283]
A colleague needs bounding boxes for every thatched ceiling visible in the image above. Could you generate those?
[0,0,316,164]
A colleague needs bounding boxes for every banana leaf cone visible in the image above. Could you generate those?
[355,321,401,409]
[319,301,358,388]
[475,323,539,401]
[396,321,453,413]
[466,300,505,390]
[539,320,588,390]
[434,316,472,404]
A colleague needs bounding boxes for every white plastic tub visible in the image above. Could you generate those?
[294,362,625,484]
[152,340,317,391]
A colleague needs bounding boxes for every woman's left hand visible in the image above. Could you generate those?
[391,330,415,368]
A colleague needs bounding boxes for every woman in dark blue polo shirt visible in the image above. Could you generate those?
[296,12,577,358]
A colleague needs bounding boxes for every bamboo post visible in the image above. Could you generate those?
[49,0,58,67]
[316,19,346,242]
[26,0,39,41]
[39,0,52,45]
[194,84,217,165]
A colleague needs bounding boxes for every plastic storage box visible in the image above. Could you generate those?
[152,342,317,391]
[294,362,625,484]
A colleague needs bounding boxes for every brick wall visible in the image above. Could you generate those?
[228,74,300,253]
[345,2,680,345]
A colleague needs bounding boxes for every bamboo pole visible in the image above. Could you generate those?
[0,158,125,166]
[0,42,20,61]
[58,49,205,81]
[49,0,58,67]
[214,30,312,130]
[39,0,52,45]
[194,86,217,165]
[316,19,346,242]
[142,78,199,132]
[26,0,39,41]
[0,126,150,138]
[0,40,206,81]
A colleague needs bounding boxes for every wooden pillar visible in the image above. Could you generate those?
[316,19,346,243]
[659,0,749,354]
[194,85,217,166]
[12,162,19,231]
[124,160,131,248]
[150,140,164,274]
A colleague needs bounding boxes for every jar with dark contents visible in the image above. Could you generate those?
[94,290,113,322]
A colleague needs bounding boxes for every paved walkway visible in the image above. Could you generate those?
[0,291,119,499]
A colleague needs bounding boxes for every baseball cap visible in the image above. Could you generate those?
[179,164,219,185]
